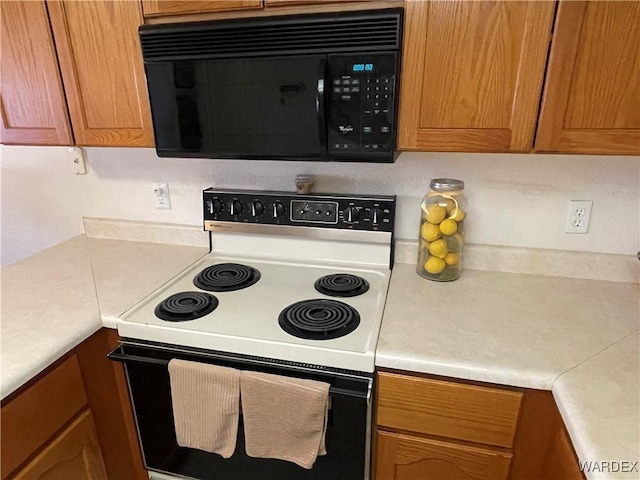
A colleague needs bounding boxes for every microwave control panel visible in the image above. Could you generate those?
[327,53,398,158]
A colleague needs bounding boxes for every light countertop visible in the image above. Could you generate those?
[1,236,101,400]
[554,332,639,480]
[377,263,639,479]
[1,235,208,400]
[87,237,208,327]
[2,234,638,478]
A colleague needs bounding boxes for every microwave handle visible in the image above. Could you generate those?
[316,58,327,146]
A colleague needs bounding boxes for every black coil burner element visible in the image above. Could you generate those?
[314,274,370,297]
[154,292,218,322]
[193,263,261,292]
[278,299,360,340]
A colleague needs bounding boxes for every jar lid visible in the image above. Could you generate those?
[430,178,465,192]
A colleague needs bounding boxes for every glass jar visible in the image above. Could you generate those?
[416,178,467,281]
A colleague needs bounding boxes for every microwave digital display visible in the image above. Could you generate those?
[352,63,374,72]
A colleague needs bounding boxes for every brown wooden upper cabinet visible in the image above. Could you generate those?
[1,0,153,147]
[264,0,365,6]
[0,1,73,146]
[141,0,384,17]
[142,0,263,17]
[398,0,556,152]
[536,1,640,155]
[47,1,154,147]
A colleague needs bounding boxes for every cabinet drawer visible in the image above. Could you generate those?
[376,372,522,448]
[1,354,88,478]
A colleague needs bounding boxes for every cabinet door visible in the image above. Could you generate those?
[13,410,108,480]
[0,1,72,146]
[375,431,512,480]
[142,0,263,16]
[47,0,154,147]
[542,425,586,480]
[510,389,586,480]
[535,1,640,155]
[1,355,88,479]
[398,0,555,152]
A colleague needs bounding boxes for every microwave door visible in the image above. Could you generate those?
[147,56,327,159]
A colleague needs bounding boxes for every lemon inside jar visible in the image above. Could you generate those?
[420,222,441,242]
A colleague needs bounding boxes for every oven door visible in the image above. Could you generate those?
[145,55,327,159]
[109,340,373,480]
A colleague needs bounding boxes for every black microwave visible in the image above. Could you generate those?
[139,8,403,162]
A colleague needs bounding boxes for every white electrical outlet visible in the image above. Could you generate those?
[565,200,592,234]
[153,183,171,210]
[68,147,87,175]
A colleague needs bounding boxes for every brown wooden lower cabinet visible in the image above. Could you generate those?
[12,410,107,480]
[543,424,587,480]
[376,430,512,480]
[1,329,146,480]
[75,329,147,480]
[375,370,586,480]
[376,371,522,449]
[510,389,586,480]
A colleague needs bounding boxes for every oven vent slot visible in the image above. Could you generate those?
[140,9,403,61]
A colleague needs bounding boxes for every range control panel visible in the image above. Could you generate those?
[203,189,396,233]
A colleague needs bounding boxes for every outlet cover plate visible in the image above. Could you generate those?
[153,182,171,210]
[565,200,592,234]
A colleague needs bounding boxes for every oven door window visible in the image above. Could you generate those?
[145,55,327,158]
[119,347,370,479]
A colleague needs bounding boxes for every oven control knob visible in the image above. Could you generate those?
[343,206,360,223]
[230,200,243,216]
[210,199,222,214]
[207,198,222,215]
[250,201,264,217]
[272,201,286,218]
[370,207,383,225]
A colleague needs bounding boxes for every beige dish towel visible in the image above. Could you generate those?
[240,370,330,469]
[168,359,240,458]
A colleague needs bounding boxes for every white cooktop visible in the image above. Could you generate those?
[118,254,391,372]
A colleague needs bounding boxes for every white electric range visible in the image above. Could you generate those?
[116,188,396,373]
[110,188,396,480]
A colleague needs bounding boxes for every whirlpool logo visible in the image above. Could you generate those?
[279,82,306,105]
[279,83,305,93]
[339,125,354,134]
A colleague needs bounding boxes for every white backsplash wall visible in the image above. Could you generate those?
[1,145,639,265]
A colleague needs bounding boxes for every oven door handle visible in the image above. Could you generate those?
[108,349,166,365]
[108,345,371,401]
